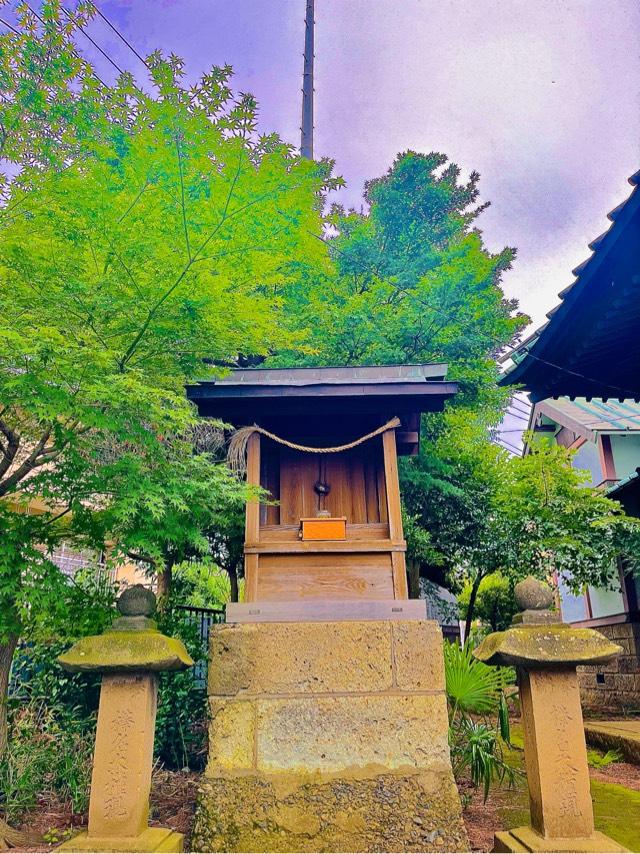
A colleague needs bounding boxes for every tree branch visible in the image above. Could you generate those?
[0,426,52,497]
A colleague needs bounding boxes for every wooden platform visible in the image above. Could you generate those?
[225,599,428,623]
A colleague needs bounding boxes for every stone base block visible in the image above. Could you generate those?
[494,826,628,853]
[57,826,184,852]
[195,618,467,851]
[192,771,467,853]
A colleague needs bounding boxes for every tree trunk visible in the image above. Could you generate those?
[463,571,484,645]
[0,632,18,762]
[155,563,172,610]
[407,559,421,599]
[227,562,239,603]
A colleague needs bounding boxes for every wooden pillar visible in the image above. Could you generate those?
[382,428,408,599]
[244,432,261,603]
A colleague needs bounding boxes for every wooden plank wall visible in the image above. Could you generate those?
[262,440,387,526]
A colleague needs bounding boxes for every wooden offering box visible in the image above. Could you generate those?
[300,517,346,540]
[188,365,456,609]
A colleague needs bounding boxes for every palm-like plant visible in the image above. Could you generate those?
[444,640,520,800]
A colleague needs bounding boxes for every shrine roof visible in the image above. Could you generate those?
[204,363,449,386]
[187,363,457,445]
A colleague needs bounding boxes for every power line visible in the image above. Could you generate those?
[89,1,150,70]
[59,5,126,76]
[505,408,530,420]
[0,16,20,35]
[22,2,109,89]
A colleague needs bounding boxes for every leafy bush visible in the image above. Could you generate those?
[444,640,520,800]
[458,572,518,633]
[587,748,623,768]
[155,606,208,771]
[2,570,115,822]
[0,701,94,822]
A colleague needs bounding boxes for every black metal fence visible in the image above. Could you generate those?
[175,604,225,688]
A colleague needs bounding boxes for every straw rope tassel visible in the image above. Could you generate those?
[227,417,401,475]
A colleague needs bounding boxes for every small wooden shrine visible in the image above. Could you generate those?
[189,364,456,611]
[189,364,468,853]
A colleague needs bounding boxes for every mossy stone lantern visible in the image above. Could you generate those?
[57,586,193,853]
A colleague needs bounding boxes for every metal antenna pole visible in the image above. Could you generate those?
[301,0,314,159]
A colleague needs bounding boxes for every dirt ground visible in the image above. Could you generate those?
[9,768,200,852]
[9,749,640,852]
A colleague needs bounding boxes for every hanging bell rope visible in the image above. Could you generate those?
[227,416,401,475]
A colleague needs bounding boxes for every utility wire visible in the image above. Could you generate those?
[313,221,638,402]
[0,16,20,35]
[89,1,150,70]
[59,5,126,76]
[515,351,638,399]
[23,2,109,89]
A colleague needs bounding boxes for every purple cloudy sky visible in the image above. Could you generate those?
[83,0,640,333]
[6,1,639,449]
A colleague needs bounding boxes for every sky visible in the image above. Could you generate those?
[84,0,640,332]
[8,0,640,448]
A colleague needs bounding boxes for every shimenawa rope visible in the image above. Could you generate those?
[227,417,401,474]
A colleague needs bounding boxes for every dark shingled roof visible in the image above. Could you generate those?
[187,364,457,455]
[500,169,640,402]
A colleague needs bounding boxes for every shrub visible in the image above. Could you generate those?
[0,701,94,822]
[155,606,208,771]
[443,640,520,800]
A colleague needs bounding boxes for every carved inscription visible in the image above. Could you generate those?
[89,674,156,838]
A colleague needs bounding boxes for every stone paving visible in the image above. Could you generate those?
[584,719,640,764]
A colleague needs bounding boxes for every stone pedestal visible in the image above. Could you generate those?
[191,618,468,852]
[56,586,193,853]
[475,577,627,854]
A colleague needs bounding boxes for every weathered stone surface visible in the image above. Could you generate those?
[192,771,469,853]
[254,694,450,774]
[209,621,395,696]
[117,584,156,617]
[392,620,445,690]
[87,674,158,839]
[514,577,554,612]
[520,669,593,839]
[58,827,184,852]
[208,699,255,772]
[494,826,628,852]
[198,619,465,852]
[584,720,640,765]
[474,623,621,669]
[58,629,194,673]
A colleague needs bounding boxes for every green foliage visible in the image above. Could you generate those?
[0,4,337,734]
[495,436,640,591]
[444,641,519,800]
[172,560,242,609]
[587,749,623,769]
[14,710,89,803]
[458,572,517,632]
[272,151,527,408]
[154,607,208,770]
[443,639,512,715]
[0,701,94,822]
[403,412,640,633]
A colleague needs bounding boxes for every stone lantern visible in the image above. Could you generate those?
[57,585,193,853]
[474,576,627,853]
